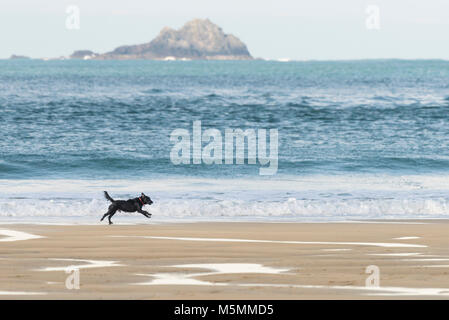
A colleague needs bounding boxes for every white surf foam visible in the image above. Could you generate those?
[393,236,421,240]
[136,272,224,286]
[237,283,449,296]
[134,262,449,296]
[38,258,123,271]
[368,253,422,257]
[174,263,290,275]
[1,176,449,222]
[421,265,449,268]
[0,229,44,242]
[115,235,427,248]
[1,175,449,194]
[402,258,449,262]
[135,263,289,286]
[1,197,448,221]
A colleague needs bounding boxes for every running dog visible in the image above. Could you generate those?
[101,191,153,225]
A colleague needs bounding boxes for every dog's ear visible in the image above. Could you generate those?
[141,192,145,196]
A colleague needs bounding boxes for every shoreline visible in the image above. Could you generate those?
[1,217,448,226]
[1,221,449,299]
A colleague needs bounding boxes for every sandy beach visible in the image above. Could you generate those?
[1,221,449,299]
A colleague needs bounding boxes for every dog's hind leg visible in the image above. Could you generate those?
[107,209,118,225]
[101,205,116,224]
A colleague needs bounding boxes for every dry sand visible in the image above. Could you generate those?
[1,221,449,299]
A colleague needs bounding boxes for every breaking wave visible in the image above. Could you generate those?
[0,176,448,222]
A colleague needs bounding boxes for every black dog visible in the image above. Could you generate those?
[101,191,153,225]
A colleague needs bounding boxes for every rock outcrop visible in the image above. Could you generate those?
[9,55,30,60]
[95,19,252,60]
[70,50,98,60]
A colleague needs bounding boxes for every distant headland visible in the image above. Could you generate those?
[68,19,252,61]
[9,54,31,60]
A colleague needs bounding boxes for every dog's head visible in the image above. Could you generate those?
[140,193,153,205]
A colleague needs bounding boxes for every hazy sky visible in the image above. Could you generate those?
[1,0,448,60]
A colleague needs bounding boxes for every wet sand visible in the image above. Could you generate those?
[1,221,449,299]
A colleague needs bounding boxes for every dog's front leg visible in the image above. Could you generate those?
[137,209,152,218]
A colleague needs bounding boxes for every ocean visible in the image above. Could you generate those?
[1,59,449,222]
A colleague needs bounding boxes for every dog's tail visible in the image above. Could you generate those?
[104,191,115,202]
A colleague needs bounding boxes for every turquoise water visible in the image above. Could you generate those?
[1,59,449,221]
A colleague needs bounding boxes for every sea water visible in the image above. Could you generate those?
[1,59,449,222]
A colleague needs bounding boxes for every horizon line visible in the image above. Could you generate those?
[2,57,449,62]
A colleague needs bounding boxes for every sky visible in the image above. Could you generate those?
[0,0,448,60]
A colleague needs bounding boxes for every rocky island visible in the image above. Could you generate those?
[70,50,99,60]
[71,19,252,60]
[9,54,31,60]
